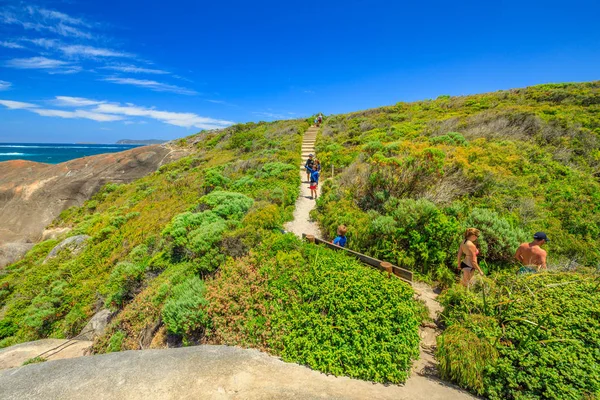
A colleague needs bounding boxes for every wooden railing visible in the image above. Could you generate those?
[302,234,413,284]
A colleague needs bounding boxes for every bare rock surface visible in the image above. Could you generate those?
[44,235,90,262]
[0,143,187,266]
[0,339,92,370]
[0,242,34,268]
[0,345,475,400]
[78,309,113,341]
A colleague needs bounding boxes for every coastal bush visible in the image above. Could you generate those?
[103,262,147,309]
[206,235,423,384]
[437,273,600,399]
[464,208,528,266]
[199,191,254,220]
[161,276,209,343]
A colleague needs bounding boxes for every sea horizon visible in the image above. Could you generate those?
[0,142,142,165]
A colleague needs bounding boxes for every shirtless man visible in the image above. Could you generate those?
[515,232,549,272]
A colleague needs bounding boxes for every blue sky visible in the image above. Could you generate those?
[0,0,599,143]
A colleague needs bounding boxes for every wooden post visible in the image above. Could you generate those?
[306,235,315,243]
[380,262,393,278]
[331,164,334,179]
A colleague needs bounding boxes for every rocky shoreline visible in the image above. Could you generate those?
[0,143,188,268]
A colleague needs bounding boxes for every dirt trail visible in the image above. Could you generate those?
[284,126,322,238]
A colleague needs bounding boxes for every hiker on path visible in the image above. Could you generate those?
[314,158,321,172]
[457,228,484,286]
[333,225,348,247]
[515,232,549,272]
[317,114,323,126]
[305,154,315,182]
[308,165,320,199]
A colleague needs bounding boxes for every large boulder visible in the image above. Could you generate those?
[77,309,113,341]
[44,235,90,263]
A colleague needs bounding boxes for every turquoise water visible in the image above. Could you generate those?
[0,143,142,164]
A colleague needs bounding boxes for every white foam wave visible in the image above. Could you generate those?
[0,152,28,156]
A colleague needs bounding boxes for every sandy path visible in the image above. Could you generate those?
[284,126,322,238]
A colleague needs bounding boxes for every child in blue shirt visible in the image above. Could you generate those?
[309,167,319,199]
[333,225,348,247]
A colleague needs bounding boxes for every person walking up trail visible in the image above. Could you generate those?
[515,232,549,272]
[456,228,484,286]
[304,154,315,183]
[308,165,319,199]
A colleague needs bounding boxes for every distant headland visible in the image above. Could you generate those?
[116,139,168,145]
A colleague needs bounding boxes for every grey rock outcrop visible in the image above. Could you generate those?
[0,243,34,269]
[77,309,113,341]
[44,235,90,263]
[0,345,475,400]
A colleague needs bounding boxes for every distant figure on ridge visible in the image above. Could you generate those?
[317,114,323,126]
[305,153,315,183]
[456,228,484,286]
[515,232,549,272]
[333,225,348,247]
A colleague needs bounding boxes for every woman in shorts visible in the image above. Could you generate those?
[456,228,484,286]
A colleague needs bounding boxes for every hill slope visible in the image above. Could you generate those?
[1,82,599,397]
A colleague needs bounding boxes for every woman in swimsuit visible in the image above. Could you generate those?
[456,228,484,286]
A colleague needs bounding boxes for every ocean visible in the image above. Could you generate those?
[0,143,142,164]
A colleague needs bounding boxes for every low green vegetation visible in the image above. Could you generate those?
[437,272,600,399]
[206,234,423,383]
[314,81,600,280]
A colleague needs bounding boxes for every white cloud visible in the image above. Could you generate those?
[1,7,92,39]
[93,103,233,129]
[0,41,25,49]
[27,6,89,27]
[101,65,169,74]
[0,81,12,91]
[1,96,233,130]
[31,108,124,122]
[59,45,133,58]
[53,96,105,107]
[103,77,197,95]
[6,56,71,69]
[0,99,38,109]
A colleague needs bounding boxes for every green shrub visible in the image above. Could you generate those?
[465,208,527,265]
[207,237,422,384]
[430,132,468,146]
[439,273,600,399]
[162,276,210,342]
[103,262,146,309]
[257,162,296,178]
[107,330,125,352]
[199,191,254,220]
[437,324,498,395]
